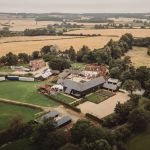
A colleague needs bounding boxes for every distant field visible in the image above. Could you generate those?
[65,29,150,38]
[126,47,150,68]
[0,35,119,56]
[0,81,58,107]
[0,102,40,131]
[0,19,62,31]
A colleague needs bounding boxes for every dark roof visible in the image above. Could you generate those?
[63,77,105,92]
[103,83,118,91]
[40,111,59,121]
[56,116,72,127]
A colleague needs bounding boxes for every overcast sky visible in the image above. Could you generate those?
[0,0,149,13]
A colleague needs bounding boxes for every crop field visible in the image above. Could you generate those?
[0,35,119,56]
[125,47,150,68]
[0,102,41,131]
[0,19,62,31]
[65,29,150,38]
[0,81,59,107]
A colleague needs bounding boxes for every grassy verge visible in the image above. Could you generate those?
[52,93,75,104]
[0,102,41,131]
[71,62,86,70]
[0,81,59,107]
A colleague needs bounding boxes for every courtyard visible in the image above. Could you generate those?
[77,91,130,118]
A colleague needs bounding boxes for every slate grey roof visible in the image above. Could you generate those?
[63,77,106,92]
[40,111,59,121]
[108,78,119,84]
[103,83,118,91]
[56,116,72,128]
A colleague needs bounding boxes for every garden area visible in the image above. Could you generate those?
[52,93,75,104]
[0,102,41,131]
[71,62,86,70]
[86,90,114,104]
[0,81,59,107]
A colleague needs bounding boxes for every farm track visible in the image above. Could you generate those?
[0,98,49,111]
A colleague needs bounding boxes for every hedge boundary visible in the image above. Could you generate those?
[85,113,103,124]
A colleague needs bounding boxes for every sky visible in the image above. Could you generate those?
[0,0,149,13]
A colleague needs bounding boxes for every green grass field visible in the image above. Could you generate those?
[53,93,75,104]
[1,138,38,150]
[71,62,86,70]
[0,81,58,107]
[0,102,41,131]
[127,126,150,150]
[86,90,114,104]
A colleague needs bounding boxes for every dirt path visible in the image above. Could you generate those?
[0,98,49,111]
[0,97,85,123]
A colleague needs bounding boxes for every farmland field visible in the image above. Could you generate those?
[0,81,59,107]
[0,19,62,31]
[0,35,119,56]
[125,47,150,68]
[0,102,41,131]
[65,29,150,37]
[127,126,150,150]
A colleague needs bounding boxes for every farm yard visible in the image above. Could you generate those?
[0,35,119,56]
[125,47,150,68]
[0,81,59,107]
[86,90,114,104]
[0,102,41,131]
[78,92,130,118]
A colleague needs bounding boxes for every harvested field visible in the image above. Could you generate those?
[65,29,150,38]
[78,92,130,118]
[0,19,62,31]
[125,47,150,68]
[0,36,119,56]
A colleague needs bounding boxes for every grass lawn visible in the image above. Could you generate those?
[71,62,86,70]
[0,102,41,131]
[0,81,59,107]
[53,93,75,104]
[127,126,150,150]
[86,90,114,104]
[1,138,38,150]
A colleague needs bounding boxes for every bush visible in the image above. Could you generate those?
[128,108,150,132]
[147,48,150,56]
